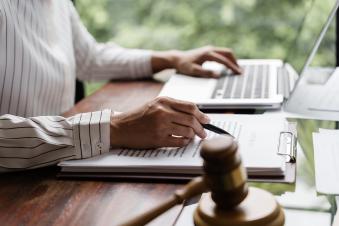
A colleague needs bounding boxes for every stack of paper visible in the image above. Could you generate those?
[313,129,339,194]
[59,115,293,181]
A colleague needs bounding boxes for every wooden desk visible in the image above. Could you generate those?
[0,80,185,226]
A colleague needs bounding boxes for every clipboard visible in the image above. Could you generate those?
[58,116,297,184]
[58,125,297,183]
[58,167,296,183]
[251,120,297,184]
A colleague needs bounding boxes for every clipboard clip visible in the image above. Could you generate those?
[277,131,296,163]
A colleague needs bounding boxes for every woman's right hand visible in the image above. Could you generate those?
[109,96,210,149]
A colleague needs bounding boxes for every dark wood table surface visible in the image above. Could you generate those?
[0,80,185,226]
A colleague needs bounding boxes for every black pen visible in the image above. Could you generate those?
[202,123,234,138]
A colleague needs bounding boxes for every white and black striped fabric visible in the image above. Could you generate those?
[0,0,152,172]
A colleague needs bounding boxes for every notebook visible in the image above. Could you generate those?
[58,114,296,183]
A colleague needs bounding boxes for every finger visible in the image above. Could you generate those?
[164,136,191,147]
[214,48,240,66]
[170,111,207,139]
[167,98,210,124]
[192,64,221,78]
[203,51,242,75]
[169,123,195,139]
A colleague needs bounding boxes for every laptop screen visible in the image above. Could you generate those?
[285,0,338,75]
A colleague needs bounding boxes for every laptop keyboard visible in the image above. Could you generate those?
[212,64,270,99]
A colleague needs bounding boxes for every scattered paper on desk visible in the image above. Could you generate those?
[334,197,339,226]
[313,129,339,194]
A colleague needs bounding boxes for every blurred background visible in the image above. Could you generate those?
[75,0,337,95]
[73,0,338,195]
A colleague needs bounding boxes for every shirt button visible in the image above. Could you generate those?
[96,142,103,151]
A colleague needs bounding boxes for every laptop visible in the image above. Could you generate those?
[159,0,339,110]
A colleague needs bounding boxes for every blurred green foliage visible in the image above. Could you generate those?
[75,0,336,95]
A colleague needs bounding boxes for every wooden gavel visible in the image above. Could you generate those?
[119,135,285,226]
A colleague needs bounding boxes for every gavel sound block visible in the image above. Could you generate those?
[119,135,284,226]
[194,136,285,226]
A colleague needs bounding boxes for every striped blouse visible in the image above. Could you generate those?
[0,0,152,171]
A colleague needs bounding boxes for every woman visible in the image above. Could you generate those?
[0,0,241,171]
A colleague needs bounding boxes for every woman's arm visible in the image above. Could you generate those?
[0,110,111,172]
[68,2,152,82]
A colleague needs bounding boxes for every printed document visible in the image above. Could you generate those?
[59,114,289,177]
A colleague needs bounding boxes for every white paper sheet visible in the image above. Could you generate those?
[59,114,289,177]
[334,197,339,226]
[313,129,339,194]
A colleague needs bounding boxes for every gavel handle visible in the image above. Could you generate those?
[119,194,181,226]
[118,177,206,226]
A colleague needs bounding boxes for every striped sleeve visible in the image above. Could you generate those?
[68,2,153,81]
[0,109,111,172]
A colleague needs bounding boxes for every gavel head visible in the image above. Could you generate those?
[200,135,248,209]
